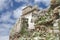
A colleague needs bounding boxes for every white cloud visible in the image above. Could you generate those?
[0,36,9,40]
[0,28,5,31]
[15,0,28,3]
[0,0,13,11]
[0,11,15,24]
[13,8,22,18]
[35,0,50,7]
[13,5,26,18]
[0,23,12,29]
[43,0,50,6]
[0,11,12,22]
[0,23,13,36]
[14,0,50,8]
[15,0,23,2]
[35,0,41,2]
[0,11,14,36]
[35,0,49,2]
[8,19,15,24]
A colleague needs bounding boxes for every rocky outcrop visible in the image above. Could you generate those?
[9,0,60,40]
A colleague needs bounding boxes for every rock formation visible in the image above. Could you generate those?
[9,0,60,40]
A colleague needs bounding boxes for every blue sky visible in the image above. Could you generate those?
[0,0,50,40]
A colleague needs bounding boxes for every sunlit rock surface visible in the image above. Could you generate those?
[9,0,60,40]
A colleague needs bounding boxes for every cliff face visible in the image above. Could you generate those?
[9,0,60,40]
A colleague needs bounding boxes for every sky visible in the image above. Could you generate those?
[0,0,50,40]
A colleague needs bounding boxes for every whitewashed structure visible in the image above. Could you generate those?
[21,5,39,30]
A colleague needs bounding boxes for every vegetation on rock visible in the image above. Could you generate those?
[10,0,60,40]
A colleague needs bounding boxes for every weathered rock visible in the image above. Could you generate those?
[9,0,60,40]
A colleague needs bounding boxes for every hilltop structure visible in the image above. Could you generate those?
[9,5,40,40]
[9,0,60,40]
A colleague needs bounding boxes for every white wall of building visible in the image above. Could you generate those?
[24,13,35,30]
